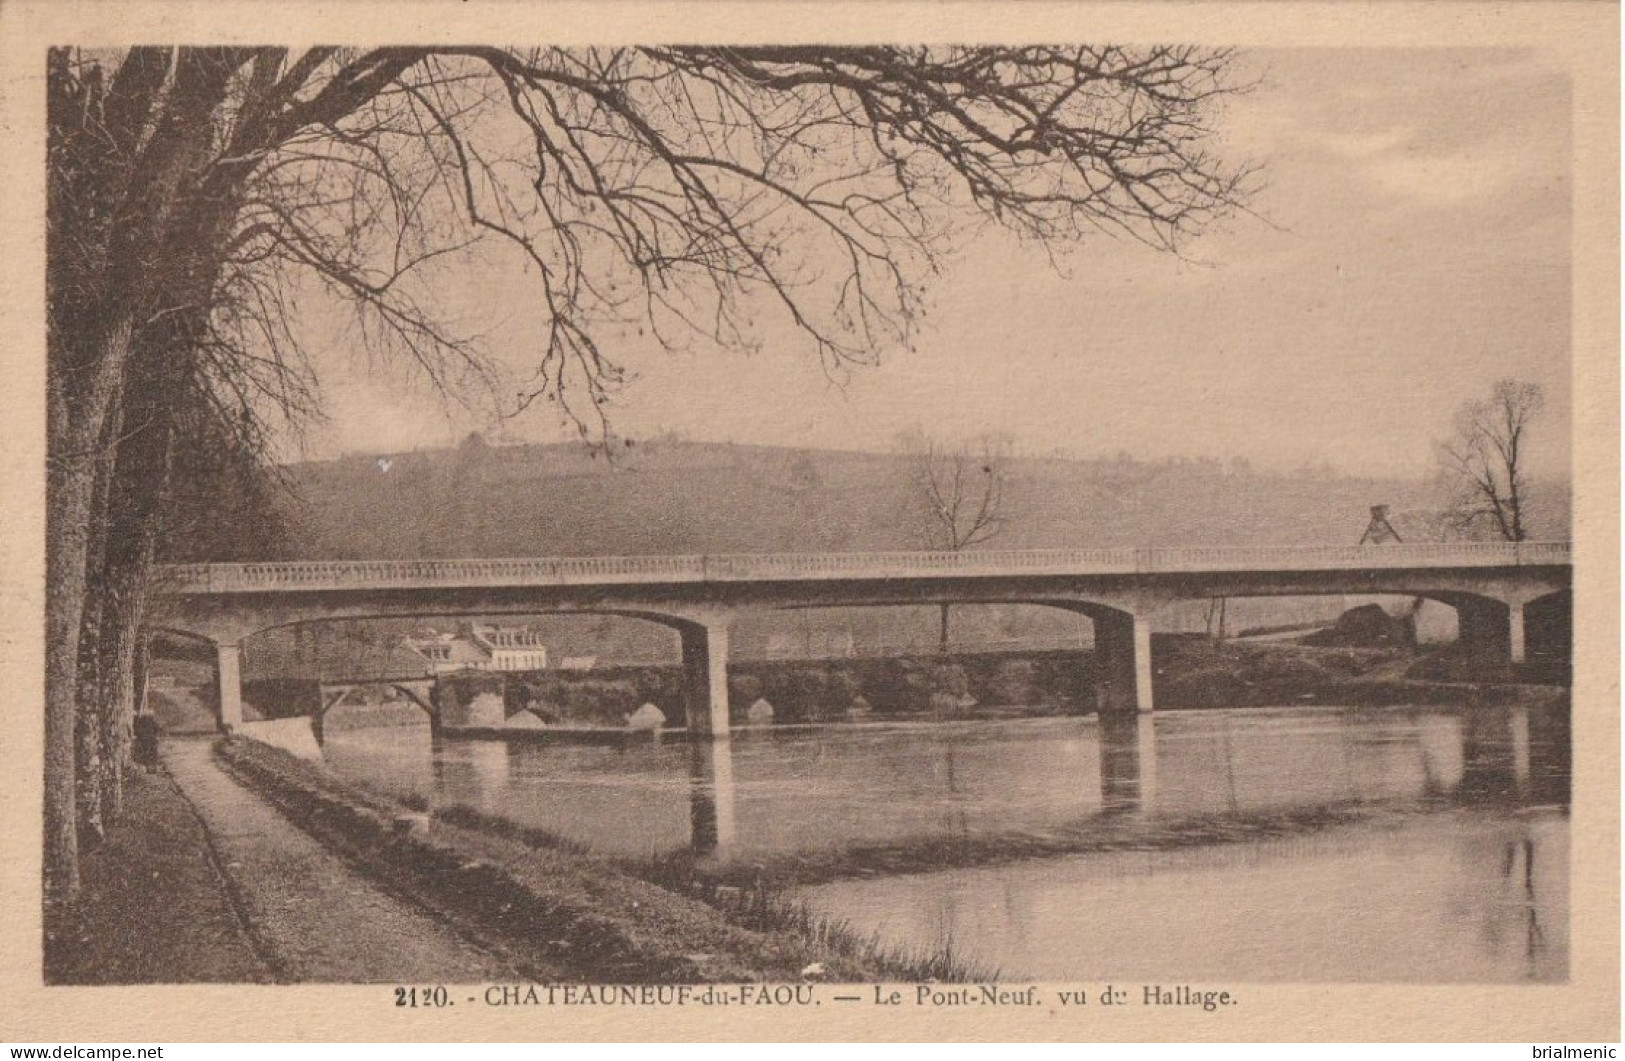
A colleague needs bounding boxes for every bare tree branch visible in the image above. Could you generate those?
[1435,379,1545,542]
[44,42,1256,890]
[902,431,1013,651]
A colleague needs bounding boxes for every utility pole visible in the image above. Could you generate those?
[1359,504,1403,544]
[1360,504,1423,638]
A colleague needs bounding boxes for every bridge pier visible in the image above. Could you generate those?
[1456,597,1526,672]
[1095,611,1154,714]
[1524,591,1572,682]
[1509,603,1527,665]
[216,642,243,732]
[680,622,732,737]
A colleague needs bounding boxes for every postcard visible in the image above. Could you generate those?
[0,0,1616,1044]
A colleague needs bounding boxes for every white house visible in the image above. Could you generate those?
[401,623,549,674]
[470,624,549,671]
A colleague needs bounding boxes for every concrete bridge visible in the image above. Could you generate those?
[149,541,1572,734]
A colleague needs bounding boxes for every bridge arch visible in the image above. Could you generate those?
[184,606,736,737]
[1025,599,1152,713]
[1153,584,1564,681]
[146,625,220,649]
[138,627,226,730]
[762,595,1154,714]
[204,604,721,648]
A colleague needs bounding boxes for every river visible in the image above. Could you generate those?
[318,703,1569,983]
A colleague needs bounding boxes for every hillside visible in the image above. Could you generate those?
[209,438,1572,679]
[268,435,1571,560]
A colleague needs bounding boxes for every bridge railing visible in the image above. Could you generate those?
[154,541,1572,594]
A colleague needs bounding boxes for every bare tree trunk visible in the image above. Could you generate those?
[93,416,174,823]
[45,53,250,888]
[46,50,243,896]
[72,707,104,850]
[131,629,152,722]
[96,561,154,824]
[45,543,84,900]
[45,318,135,899]
[939,603,951,654]
[72,385,127,847]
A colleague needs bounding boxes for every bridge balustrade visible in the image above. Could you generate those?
[156,541,1570,594]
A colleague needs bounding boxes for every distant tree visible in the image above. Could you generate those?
[906,434,1011,651]
[1436,379,1546,542]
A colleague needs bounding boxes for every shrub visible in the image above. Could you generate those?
[728,674,764,705]
[929,663,970,698]
[241,677,321,719]
[989,659,1038,705]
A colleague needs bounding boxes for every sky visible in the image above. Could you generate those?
[295,47,1573,480]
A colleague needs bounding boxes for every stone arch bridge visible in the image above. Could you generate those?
[149,542,1572,734]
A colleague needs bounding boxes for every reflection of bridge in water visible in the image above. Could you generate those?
[677,706,1562,859]
[334,704,1565,863]
[155,542,1570,730]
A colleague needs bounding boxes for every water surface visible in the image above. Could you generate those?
[319,703,1569,982]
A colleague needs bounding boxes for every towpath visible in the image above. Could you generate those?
[161,737,517,983]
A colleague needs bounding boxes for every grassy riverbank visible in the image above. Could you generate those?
[44,761,270,984]
[213,737,994,982]
[1150,637,1568,710]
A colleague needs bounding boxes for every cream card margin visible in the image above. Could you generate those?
[0,1,1616,1043]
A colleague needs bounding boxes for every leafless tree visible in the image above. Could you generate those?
[1436,379,1546,542]
[46,45,1255,896]
[907,434,1011,650]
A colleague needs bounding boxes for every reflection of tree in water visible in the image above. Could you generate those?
[944,748,972,844]
[1501,837,1546,978]
[1452,829,1558,982]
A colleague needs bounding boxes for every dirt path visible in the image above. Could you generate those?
[162,738,519,983]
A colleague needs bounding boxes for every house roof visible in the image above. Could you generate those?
[403,636,490,666]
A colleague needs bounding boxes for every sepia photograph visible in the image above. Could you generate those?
[2,0,1617,1046]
